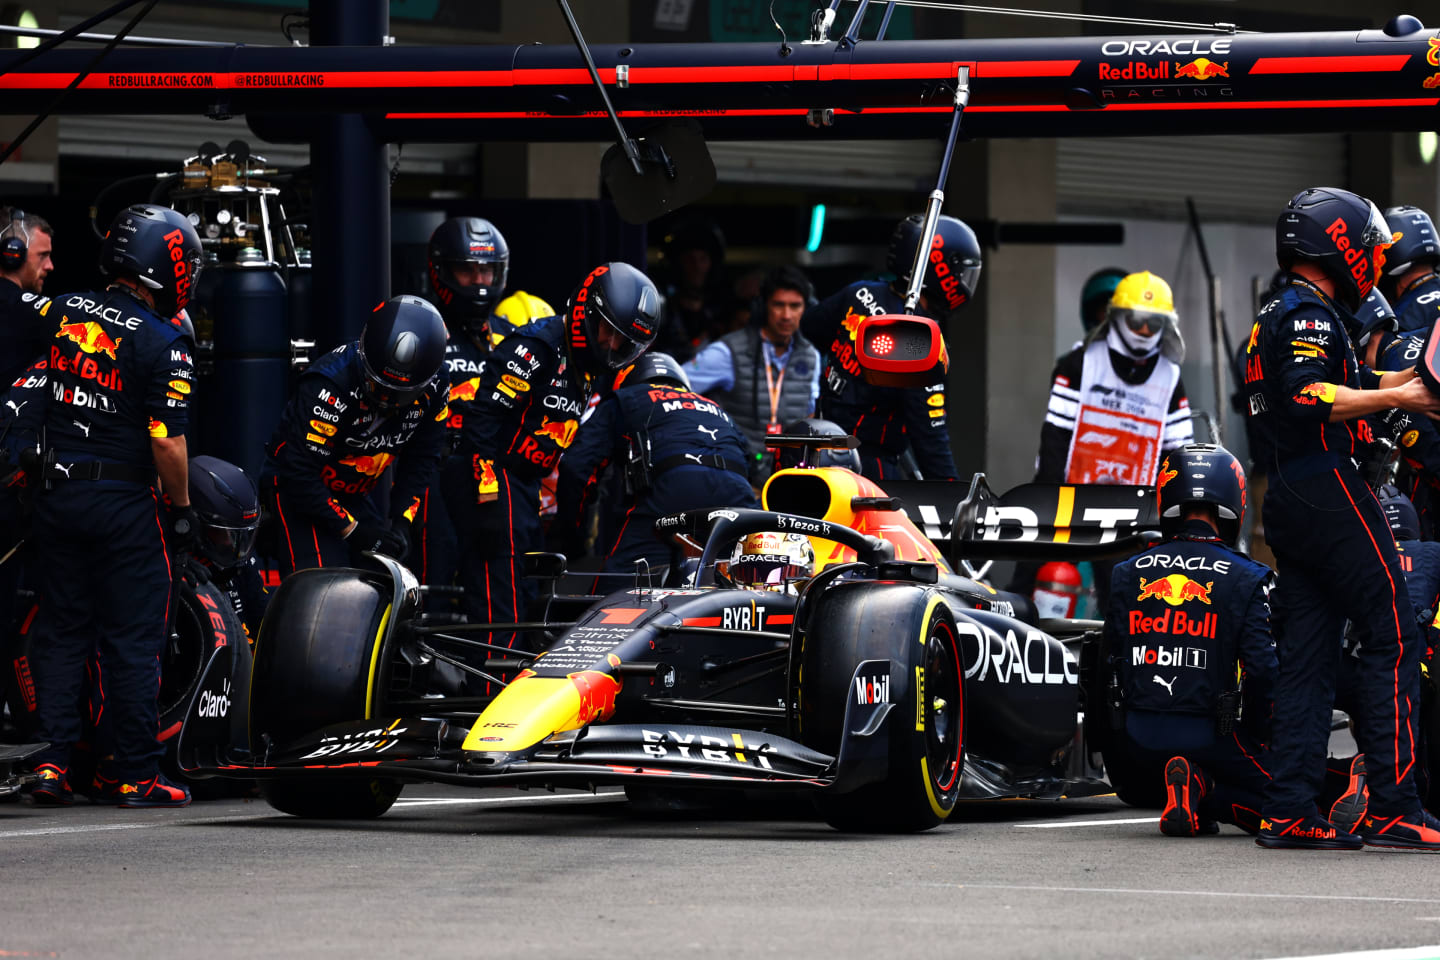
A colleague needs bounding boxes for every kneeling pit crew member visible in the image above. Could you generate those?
[800,214,981,482]
[1246,187,1440,851]
[26,204,201,808]
[1109,444,1278,838]
[188,454,267,638]
[555,351,757,573]
[441,262,659,681]
[263,295,450,577]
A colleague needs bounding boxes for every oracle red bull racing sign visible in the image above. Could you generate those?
[1137,574,1213,606]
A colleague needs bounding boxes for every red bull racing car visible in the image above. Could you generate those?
[174,434,1168,831]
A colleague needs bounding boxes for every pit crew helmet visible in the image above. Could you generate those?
[1106,271,1179,360]
[490,289,554,348]
[189,455,260,571]
[1277,188,1392,312]
[727,531,815,594]
[616,350,688,390]
[775,417,861,473]
[358,295,448,410]
[99,204,204,319]
[886,214,982,322]
[565,262,661,380]
[1156,443,1246,545]
[1347,288,1399,348]
[427,217,509,343]
[1381,205,1439,287]
[1378,484,1421,541]
[1081,267,1129,334]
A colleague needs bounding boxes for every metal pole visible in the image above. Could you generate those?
[0,23,225,47]
[876,2,898,40]
[905,65,969,314]
[554,0,643,174]
[308,0,389,351]
[1185,197,1227,445]
[844,0,873,43]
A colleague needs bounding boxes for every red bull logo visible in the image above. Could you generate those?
[841,307,864,341]
[1158,465,1178,488]
[55,321,121,361]
[449,377,481,403]
[1175,57,1228,80]
[1298,382,1337,404]
[1426,38,1440,87]
[338,452,395,478]
[568,669,621,724]
[1324,215,1387,298]
[929,233,968,310]
[534,416,580,449]
[1137,574,1213,607]
[163,228,194,310]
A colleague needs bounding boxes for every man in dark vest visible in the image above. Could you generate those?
[685,265,819,482]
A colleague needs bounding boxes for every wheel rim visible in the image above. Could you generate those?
[924,618,963,793]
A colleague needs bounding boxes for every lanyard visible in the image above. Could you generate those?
[763,342,786,426]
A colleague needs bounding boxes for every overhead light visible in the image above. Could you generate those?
[1420,131,1437,166]
[14,10,37,50]
[806,203,826,253]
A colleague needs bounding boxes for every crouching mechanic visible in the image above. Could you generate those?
[441,263,658,668]
[555,351,757,573]
[26,204,201,807]
[1109,444,1278,837]
[188,455,267,637]
[263,296,450,576]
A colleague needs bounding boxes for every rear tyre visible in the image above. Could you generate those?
[250,567,402,818]
[799,584,964,832]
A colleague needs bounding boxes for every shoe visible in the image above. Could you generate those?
[1160,757,1203,837]
[1360,809,1440,851]
[87,771,121,805]
[114,773,190,808]
[1328,755,1368,835]
[1256,815,1363,850]
[26,763,73,806]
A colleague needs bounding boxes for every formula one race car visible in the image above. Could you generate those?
[175,432,1170,831]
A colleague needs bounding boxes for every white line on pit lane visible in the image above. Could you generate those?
[925,883,1440,906]
[0,791,629,839]
[1014,816,1157,829]
[1256,947,1440,960]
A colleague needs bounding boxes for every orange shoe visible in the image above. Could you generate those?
[114,774,191,809]
[1360,810,1440,851]
[1256,815,1362,850]
[26,763,73,806]
[1160,757,1204,837]
[1327,755,1368,835]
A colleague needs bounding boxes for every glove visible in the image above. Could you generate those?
[179,554,212,589]
[170,504,201,554]
[385,516,412,560]
[348,519,407,557]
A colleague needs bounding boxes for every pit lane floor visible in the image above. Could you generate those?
[2,774,1438,960]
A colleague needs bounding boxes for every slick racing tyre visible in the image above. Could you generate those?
[250,567,402,818]
[799,583,964,832]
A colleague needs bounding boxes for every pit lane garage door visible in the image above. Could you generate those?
[707,140,941,192]
[1056,133,1349,223]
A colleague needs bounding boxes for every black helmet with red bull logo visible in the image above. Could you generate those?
[1156,443,1246,545]
[99,203,203,319]
[1378,484,1421,541]
[886,214,982,322]
[359,295,448,410]
[1347,288,1399,348]
[565,262,661,381]
[1381,205,1440,294]
[617,350,688,390]
[427,216,509,344]
[189,455,260,571]
[1276,188,1392,312]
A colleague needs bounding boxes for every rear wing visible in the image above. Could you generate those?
[950,474,1159,561]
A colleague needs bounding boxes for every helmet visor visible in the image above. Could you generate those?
[1113,307,1175,337]
[201,521,258,569]
[1363,201,1395,298]
[593,311,650,370]
[729,553,811,591]
[359,348,433,410]
[438,259,499,292]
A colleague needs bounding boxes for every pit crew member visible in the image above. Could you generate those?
[263,295,449,576]
[441,262,658,678]
[188,454,267,638]
[1109,444,1276,837]
[555,351,757,573]
[1245,187,1440,850]
[800,214,981,482]
[26,204,201,807]
[1380,205,1440,334]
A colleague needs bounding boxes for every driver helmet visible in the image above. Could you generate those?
[727,531,815,594]
[189,455,260,571]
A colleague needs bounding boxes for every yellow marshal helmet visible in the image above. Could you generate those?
[725,531,815,594]
[1106,271,1178,359]
[490,290,556,347]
